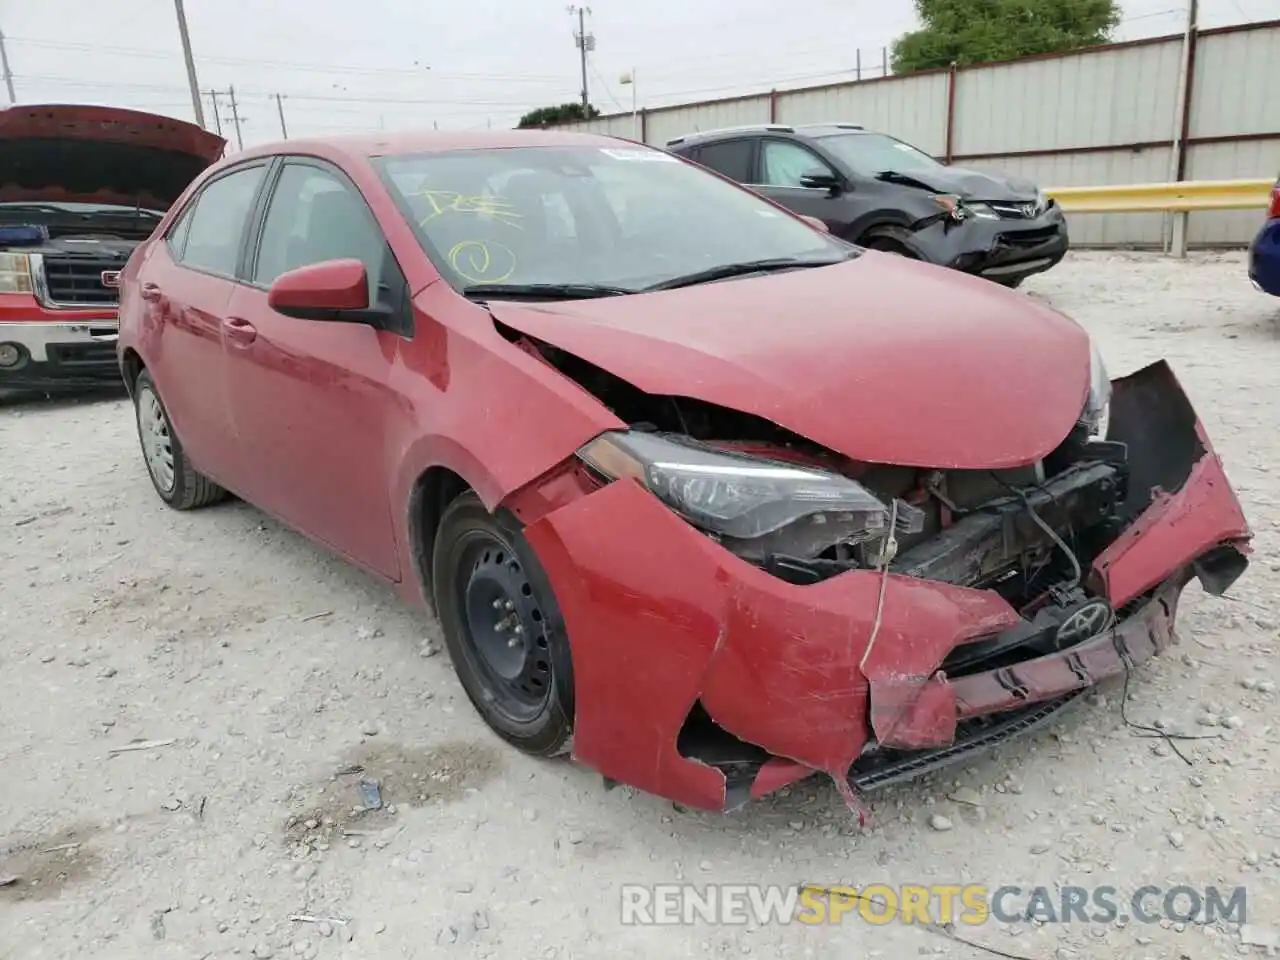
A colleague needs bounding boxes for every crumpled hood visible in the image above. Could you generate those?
[489,252,1092,470]
[0,104,226,210]
[888,165,1040,202]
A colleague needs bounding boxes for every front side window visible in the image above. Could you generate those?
[374,144,850,293]
[178,165,267,277]
[253,162,386,302]
[760,140,836,188]
[815,132,944,177]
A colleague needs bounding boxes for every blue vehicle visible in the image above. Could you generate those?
[1249,173,1280,296]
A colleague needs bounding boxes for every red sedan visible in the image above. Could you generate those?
[116,130,1252,814]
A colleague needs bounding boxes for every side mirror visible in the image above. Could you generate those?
[799,214,830,233]
[798,169,841,193]
[267,258,375,323]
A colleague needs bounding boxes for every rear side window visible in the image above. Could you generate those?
[695,140,754,183]
[177,165,267,277]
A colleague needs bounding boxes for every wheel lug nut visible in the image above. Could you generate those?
[504,600,514,611]
[508,637,521,648]
[513,625,523,635]
[492,599,503,610]
[495,622,506,633]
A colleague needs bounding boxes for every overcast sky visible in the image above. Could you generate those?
[2,0,1273,146]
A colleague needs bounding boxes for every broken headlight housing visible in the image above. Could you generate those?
[1081,338,1111,440]
[577,430,918,545]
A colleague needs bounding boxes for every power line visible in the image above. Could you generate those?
[4,34,568,84]
[15,74,556,107]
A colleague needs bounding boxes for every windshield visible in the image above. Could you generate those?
[815,132,944,177]
[373,144,851,292]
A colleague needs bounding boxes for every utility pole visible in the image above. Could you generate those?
[0,30,16,104]
[274,93,288,138]
[1167,0,1198,257]
[208,89,223,136]
[227,85,244,151]
[568,5,593,110]
[172,0,206,128]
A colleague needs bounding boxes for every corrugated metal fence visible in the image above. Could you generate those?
[551,20,1280,247]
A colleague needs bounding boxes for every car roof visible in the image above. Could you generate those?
[226,128,644,164]
[666,122,865,148]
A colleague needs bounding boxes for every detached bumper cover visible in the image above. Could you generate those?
[0,319,122,388]
[522,361,1250,811]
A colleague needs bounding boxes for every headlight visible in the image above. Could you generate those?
[577,430,921,543]
[1081,339,1111,439]
[0,253,33,294]
[964,202,1001,220]
[1035,189,1048,212]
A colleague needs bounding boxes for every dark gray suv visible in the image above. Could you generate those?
[665,122,1068,288]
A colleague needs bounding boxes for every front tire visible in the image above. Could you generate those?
[432,492,574,757]
[133,369,226,510]
[859,225,919,258]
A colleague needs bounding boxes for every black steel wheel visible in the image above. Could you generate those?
[432,491,574,756]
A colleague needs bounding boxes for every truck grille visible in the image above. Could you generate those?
[38,254,124,307]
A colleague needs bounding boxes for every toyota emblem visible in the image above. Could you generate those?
[1054,598,1115,647]
[101,270,121,288]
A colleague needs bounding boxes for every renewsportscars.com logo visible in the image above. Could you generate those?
[620,883,1248,927]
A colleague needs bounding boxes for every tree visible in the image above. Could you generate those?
[517,103,601,129]
[891,0,1121,73]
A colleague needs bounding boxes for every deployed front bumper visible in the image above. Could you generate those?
[520,361,1250,811]
[0,320,123,389]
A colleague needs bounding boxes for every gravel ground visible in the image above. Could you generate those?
[2,250,1279,960]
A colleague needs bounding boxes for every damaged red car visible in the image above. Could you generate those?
[116,130,1252,813]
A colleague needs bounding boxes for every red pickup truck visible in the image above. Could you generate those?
[0,104,224,390]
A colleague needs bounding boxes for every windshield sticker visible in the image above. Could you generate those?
[418,190,523,229]
[448,240,517,285]
[600,147,677,162]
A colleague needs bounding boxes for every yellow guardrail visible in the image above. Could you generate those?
[1044,178,1274,213]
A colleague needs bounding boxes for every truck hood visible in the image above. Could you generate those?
[488,252,1092,470]
[883,165,1040,202]
[0,104,226,211]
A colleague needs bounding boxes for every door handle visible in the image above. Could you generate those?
[140,282,162,302]
[223,316,257,345]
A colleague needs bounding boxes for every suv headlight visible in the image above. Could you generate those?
[1081,339,1111,439]
[964,202,1001,220]
[577,430,921,543]
[0,253,33,294]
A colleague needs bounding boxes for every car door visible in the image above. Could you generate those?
[751,138,854,230]
[221,157,411,578]
[141,162,270,489]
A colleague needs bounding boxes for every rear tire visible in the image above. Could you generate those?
[133,369,227,510]
[431,491,575,757]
